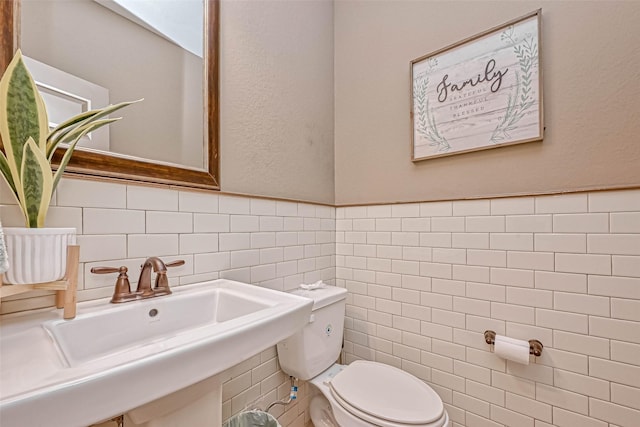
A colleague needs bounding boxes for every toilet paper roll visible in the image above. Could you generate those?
[494,335,530,365]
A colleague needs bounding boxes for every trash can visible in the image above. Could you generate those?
[223,410,281,427]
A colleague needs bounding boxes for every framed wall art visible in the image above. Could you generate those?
[411,10,543,161]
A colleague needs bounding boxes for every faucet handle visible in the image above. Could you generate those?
[165,260,185,268]
[90,266,121,274]
[152,259,184,295]
[91,266,134,303]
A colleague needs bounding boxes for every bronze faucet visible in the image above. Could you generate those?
[137,257,167,297]
[91,257,185,303]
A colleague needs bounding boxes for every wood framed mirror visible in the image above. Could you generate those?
[0,0,219,190]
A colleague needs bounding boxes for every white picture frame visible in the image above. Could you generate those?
[411,10,543,161]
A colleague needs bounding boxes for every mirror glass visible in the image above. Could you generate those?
[1,0,218,189]
[20,0,206,170]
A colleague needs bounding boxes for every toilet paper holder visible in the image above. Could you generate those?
[484,330,543,357]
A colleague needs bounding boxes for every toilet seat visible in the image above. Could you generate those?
[328,360,445,427]
[330,388,448,427]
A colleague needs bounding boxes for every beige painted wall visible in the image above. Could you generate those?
[219,0,335,204]
[335,1,640,205]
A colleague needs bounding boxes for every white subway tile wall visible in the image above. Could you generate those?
[338,189,640,427]
[0,179,334,427]
[2,182,640,427]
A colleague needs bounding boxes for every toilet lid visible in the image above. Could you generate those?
[329,360,444,425]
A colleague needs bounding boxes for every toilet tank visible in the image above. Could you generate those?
[276,286,348,380]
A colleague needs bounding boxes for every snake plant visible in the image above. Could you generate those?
[0,50,138,227]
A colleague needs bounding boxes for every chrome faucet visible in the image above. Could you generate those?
[91,257,185,303]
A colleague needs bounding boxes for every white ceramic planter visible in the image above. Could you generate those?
[2,228,76,285]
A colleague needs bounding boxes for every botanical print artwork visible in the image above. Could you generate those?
[490,25,539,144]
[411,11,542,161]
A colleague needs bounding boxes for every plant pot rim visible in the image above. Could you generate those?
[3,227,77,234]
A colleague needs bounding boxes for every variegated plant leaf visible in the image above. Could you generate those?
[0,151,18,199]
[51,118,120,192]
[46,99,141,159]
[19,137,53,228]
[0,49,48,194]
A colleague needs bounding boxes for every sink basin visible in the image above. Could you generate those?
[44,285,272,366]
[0,279,314,427]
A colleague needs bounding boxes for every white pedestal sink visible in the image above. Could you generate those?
[0,280,313,427]
[125,374,222,427]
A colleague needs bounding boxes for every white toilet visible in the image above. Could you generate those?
[277,286,449,427]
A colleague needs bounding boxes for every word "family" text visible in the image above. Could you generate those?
[436,59,508,103]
